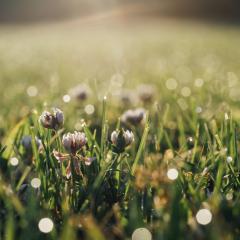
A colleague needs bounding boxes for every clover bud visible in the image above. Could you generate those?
[137,84,155,103]
[123,130,134,146]
[53,108,64,127]
[62,131,87,154]
[39,111,54,129]
[121,108,146,125]
[119,89,137,105]
[39,108,64,130]
[69,84,91,101]
[110,131,118,145]
[21,135,42,151]
[111,129,134,153]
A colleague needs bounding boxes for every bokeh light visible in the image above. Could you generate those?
[10,157,19,166]
[166,78,178,90]
[31,178,41,189]
[227,156,233,163]
[27,86,38,97]
[63,94,71,103]
[196,209,212,225]
[84,104,95,115]
[181,87,191,97]
[38,218,54,233]
[167,168,178,180]
[132,228,152,240]
[194,78,204,88]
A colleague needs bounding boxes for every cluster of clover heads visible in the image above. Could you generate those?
[39,108,134,179]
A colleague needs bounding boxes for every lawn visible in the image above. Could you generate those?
[1,20,240,240]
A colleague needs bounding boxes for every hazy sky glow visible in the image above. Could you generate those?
[0,0,240,23]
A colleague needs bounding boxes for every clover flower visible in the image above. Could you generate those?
[69,84,91,101]
[119,89,137,106]
[53,130,94,179]
[137,84,155,103]
[121,108,146,125]
[111,129,134,152]
[39,108,64,130]
[21,135,42,151]
[62,131,87,154]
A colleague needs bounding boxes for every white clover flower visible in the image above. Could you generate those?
[119,89,137,105]
[111,129,134,152]
[69,84,91,101]
[110,131,118,145]
[53,108,64,127]
[62,131,87,154]
[121,108,146,125]
[137,84,155,103]
[39,111,54,129]
[39,108,64,130]
[123,130,135,146]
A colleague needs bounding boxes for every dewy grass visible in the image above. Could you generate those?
[1,21,240,240]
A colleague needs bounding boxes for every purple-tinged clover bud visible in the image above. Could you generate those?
[39,111,54,128]
[81,156,96,166]
[111,129,134,153]
[53,108,64,127]
[39,108,64,130]
[121,108,146,125]
[21,135,42,151]
[62,131,87,154]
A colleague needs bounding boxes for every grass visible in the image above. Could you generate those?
[1,19,240,239]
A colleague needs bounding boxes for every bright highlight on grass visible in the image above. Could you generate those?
[226,192,233,201]
[38,218,54,233]
[227,156,233,163]
[196,209,212,225]
[31,178,41,188]
[132,228,152,240]
[10,157,19,166]
[167,168,178,180]
[63,94,71,103]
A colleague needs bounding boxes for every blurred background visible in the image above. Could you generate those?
[1,0,240,128]
[0,0,240,23]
